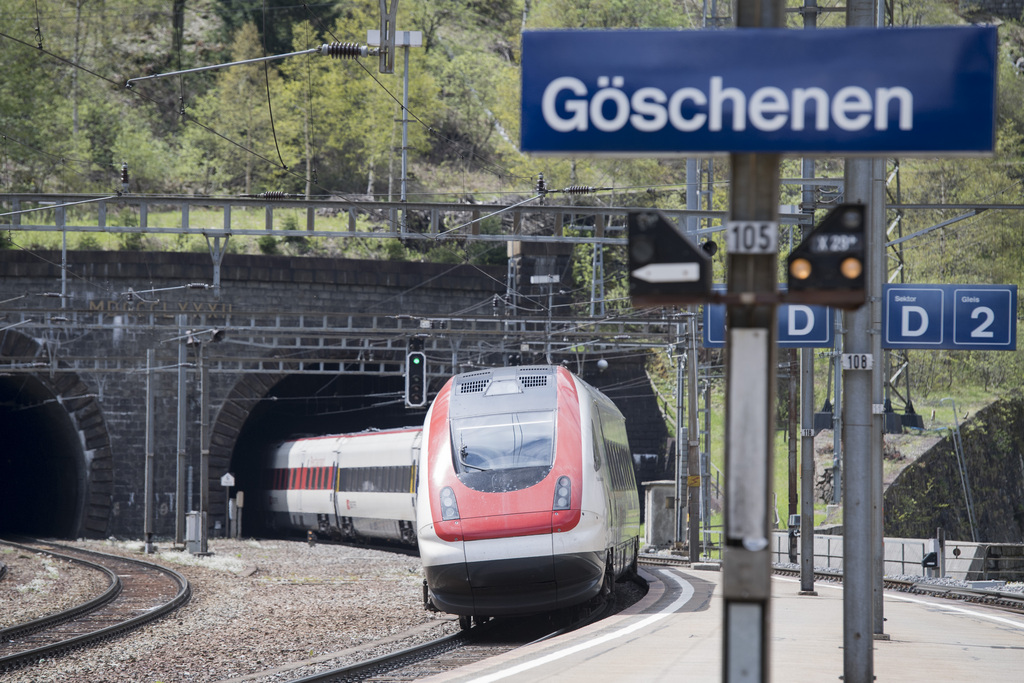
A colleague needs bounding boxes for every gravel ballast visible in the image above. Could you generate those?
[3,538,457,683]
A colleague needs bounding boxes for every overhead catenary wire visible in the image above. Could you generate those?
[2,14,577,220]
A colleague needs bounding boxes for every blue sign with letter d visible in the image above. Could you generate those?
[883,284,1017,350]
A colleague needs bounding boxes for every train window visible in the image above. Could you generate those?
[592,422,604,472]
[451,410,555,473]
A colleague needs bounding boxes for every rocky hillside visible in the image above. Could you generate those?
[883,396,1024,543]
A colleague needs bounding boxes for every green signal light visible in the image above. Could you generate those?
[411,356,422,365]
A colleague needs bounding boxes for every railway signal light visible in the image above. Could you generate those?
[405,351,427,407]
[786,203,866,309]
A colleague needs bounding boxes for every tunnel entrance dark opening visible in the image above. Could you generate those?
[229,372,427,537]
[0,375,85,538]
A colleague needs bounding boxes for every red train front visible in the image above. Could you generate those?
[416,365,639,619]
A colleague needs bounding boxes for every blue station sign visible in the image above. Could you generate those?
[521,27,996,155]
[704,301,834,348]
[883,284,1017,350]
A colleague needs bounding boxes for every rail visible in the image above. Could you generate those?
[0,539,191,673]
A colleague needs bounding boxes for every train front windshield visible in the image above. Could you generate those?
[452,411,555,480]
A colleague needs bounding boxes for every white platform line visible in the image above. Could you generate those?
[774,575,1024,630]
[466,570,696,683]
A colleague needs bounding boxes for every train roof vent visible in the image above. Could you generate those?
[459,379,489,394]
[519,374,548,389]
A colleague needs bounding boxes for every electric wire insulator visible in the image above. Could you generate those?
[536,173,547,195]
[321,42,364,59]
[253,191,293,200]
[562,185,595,195]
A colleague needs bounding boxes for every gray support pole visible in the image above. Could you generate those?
[676,337,685,546]
[843,4,878,678]
[842,167,875,683]
[787,349,798,563]
[144,349,155,554]
[833,313,843,504]
[799,342,817,592]
[686,157,699,233]
[683,174,702,559]
[723,7,781,681]
[59,207,67,309]
[800,139,817,593]
[176,314,187,547]
[687,316,701,561]
[199,342,210,555]
[871,157,888,637]
[400,42,410,233]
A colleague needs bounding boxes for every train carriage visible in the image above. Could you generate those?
[416,365,639,619]
[264,428,420,544]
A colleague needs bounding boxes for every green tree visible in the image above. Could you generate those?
[184,22,285,194]
[526,0,692,29]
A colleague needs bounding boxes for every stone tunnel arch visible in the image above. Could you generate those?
[0,329,113,538]
[209,364,424,536]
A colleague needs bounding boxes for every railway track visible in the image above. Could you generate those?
[286,575,644,683]
[0,538,191,673]
[641,553,1024,614]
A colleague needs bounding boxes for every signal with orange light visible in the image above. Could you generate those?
[786,204,866,309]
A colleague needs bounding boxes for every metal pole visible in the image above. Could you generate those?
[687,316,700,561]
[787,349,798,563]
[59,206,67,309]
[175,314,187,547]
[702,382,712,554]
[799,342,817,592]
[723,6,781,682]
[871,157,888,638]
[144,349,155,554]
[125,46,325,85]
[199,342,210,555]
[843,3,878,678]
[799,0,819,595]
[400,43,410,233]
[676,335,685,546]
[833,312,843,504]
[686,157,699,233]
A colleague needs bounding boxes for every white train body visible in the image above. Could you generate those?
[264,428,421,544]
[416,365,640,617]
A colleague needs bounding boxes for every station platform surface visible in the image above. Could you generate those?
[421,564,1024,682]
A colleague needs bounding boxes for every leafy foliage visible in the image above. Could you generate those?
[1,0,1023,399]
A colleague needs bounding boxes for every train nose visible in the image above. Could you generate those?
[465,555,558,614]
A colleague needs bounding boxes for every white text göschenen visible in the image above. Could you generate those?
[540,76,913,134]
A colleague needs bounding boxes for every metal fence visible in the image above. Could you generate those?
[770,531,1024,581]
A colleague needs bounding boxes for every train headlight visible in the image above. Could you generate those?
[552,476,571,510]
[440,486,460,520]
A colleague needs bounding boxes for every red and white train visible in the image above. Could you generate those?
[263,365,640,621]
[264,427,421,545]
[416,365,640,620]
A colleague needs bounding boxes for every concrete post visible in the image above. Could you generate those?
[723,5,783,678]
[175,314,187,547]
[144,349,155,554]
[843,2,879,674]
